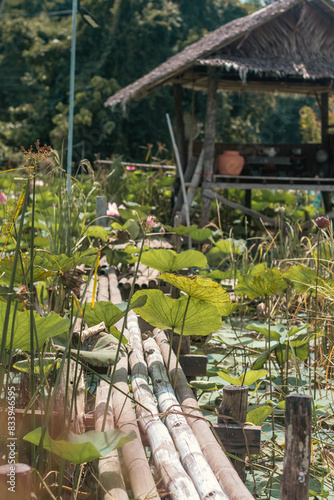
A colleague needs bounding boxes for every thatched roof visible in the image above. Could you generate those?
[105,0,334,108]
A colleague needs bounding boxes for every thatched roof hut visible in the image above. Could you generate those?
[105,0,334,224]
[105,0,334,109]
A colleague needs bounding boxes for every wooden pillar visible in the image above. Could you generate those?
[321,92,329,148]
[281,394,312,500]
[200,67,219,227]
[218,385,248,482]
[173,83,186,171]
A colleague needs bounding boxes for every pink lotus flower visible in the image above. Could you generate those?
[0,193,7,204]
[106,202,126,217]
[126,165,136,171]
[107,202,120,217]
[144,215,155,232]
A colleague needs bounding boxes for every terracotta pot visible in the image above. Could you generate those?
[217,150,245,175]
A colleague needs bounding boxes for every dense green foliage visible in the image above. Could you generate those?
[0,0,323,168]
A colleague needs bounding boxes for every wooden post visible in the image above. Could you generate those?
[173,83,186,171]
[218,385,249,482]
[245,189,252,227]
[200,67,219,227]
[321,92,329,148]
[96,196,108,227]
[0,463,32,500]
[281,394,312,500]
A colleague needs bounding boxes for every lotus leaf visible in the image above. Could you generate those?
[158,273,237,316]
[141,249,207,272]
[284,265,334,297]
[246,405,272,426]
[217,369,268,386]
[132,289,222,336]
[0,301,70,350]
[235,267,287,299]
[24,427,136,465]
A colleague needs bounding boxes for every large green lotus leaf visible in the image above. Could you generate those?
[0,301,70,350]
[0,257,55,286]
[246,406,272,426]
[158,273,237,316]
[235,267,287,299]
[24,427,136,465]
[284,265,334,297]
[189,227,213,242]
[164,224,198,236]
[34,248,98,274]
[217,369,268,386]
[85,226,109,242]
[246,322,285,341]
[141,249,207,272]
[132,289,222,336]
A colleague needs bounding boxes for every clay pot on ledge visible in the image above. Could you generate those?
[216,150,245,176]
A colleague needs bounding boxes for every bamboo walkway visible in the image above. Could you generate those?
[72,262,255,500]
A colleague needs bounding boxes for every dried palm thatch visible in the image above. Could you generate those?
[105,0,334,108]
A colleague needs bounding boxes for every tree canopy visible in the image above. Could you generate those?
[0,0,323,167]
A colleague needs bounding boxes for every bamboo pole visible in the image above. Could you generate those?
[281,394,312,500]
[51,358,86,438]
[95,381,128,500]
[112,350,159,500]
[155,329,254,500]
[128,324,200,499]
[97,274,109,302]
[143,335,228,500]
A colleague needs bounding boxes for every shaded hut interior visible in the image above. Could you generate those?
[105,0,334,223]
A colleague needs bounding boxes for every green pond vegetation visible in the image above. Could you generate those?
[0,149,334,499]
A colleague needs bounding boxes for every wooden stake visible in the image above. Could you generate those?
[281,394,312,500]
[173,83,186,171]
[218,385,249,482]
[0,463,32,500]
